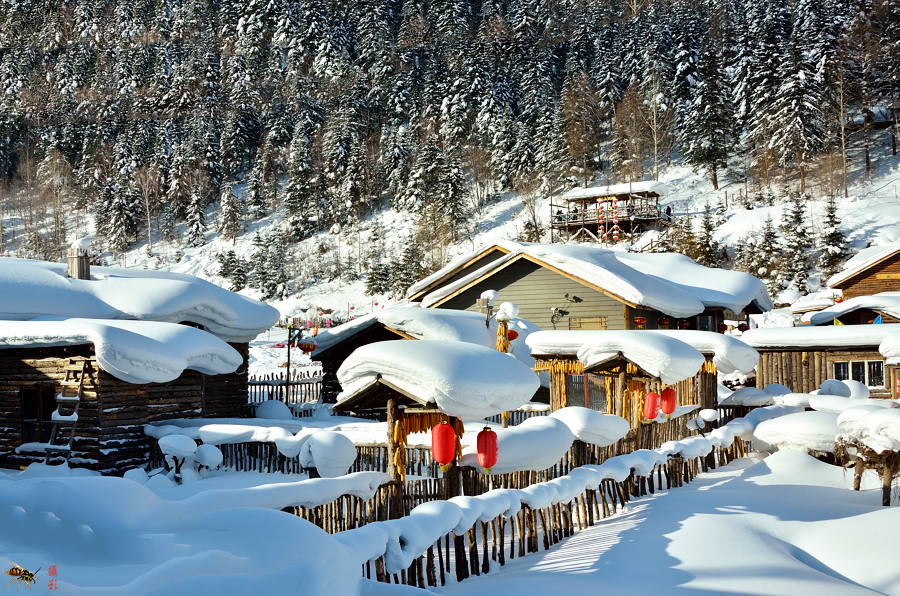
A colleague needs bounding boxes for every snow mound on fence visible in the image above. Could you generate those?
[337,340,540,419]
[0,318,243,383]
[460,416,574,474]
[839,409,900,454]
[809,395,898,413]
[299,431,358,478]
[549,407,630,447]
[753,411,842,453]
[574,331,706,384]
[0,257,279,342]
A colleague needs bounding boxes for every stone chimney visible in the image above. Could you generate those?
[67,239,91,280]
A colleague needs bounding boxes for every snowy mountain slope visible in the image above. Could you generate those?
[6,131,900,323]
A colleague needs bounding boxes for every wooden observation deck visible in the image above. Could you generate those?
[551,181,672,244]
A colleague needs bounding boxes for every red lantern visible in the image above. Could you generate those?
[431,422,456,473]
[643,392,661,422]
[476,427,498,474]
[679,320,691,329]
[657,318,670,329]
[296,337,318,353]
[507,329,519,341]
[350,305,355,310]
[737,323,749,332]
[717,322,728,333]
[660,387,677,418]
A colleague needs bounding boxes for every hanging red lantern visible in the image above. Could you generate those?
[657,318,670,329]
[296,337,318,354]
[660,387,677,418]
[633,316,647,329]
[643,392,661,422]
[431,422,456,473]
[679,320,691,329]
[476,427,498,474]
[350,305,355,310]
[737,323,749,332]
[717,322,729,333]
[507,329,519,341]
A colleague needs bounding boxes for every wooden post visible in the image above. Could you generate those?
[386,393,404,520]
[883,460,894,507]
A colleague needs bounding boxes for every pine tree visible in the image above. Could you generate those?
[185,184,207,247]
[217,183,242,243]
[245,161,267,220]
[696,203,721,267]
[231,259,248,292]
[391,239,424,297]
[758,216,782,295]
[818,195,848,279]
[780,193,814,293]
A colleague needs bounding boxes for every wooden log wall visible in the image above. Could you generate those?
[204,342,251,417]
[0,348,100,469]
[839,250,900,300]
[756,349,890,397]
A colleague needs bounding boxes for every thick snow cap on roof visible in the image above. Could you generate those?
[311,305,540,368]
[0,258,279,342]
[572,331,706,384]
[526,329,758,374]
[827,240,900,287]
[879,331,900,365]
[413,243,773,318]
[801,292,900,325]
[790,288,843,314]
[560,181,670,201]
[0,318,243,383]
[742,324,900,349]
[336,340,540,420]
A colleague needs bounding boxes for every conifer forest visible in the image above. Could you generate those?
[0,0,898,293]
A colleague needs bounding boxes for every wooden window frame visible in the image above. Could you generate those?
[20,386,57,444]
[832,360,885,389]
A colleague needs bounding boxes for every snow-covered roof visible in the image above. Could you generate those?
[0,318,243,383]
[879,331,900,365]
[311,305,540,369]
[0,258,279,342]
[790,288,843,314]
[336,340,540,420]
[742,324,900,350]
[525,329,759,374]
[827,240,900,287]
[413,242,773,318]
[574,332,706,384]
[560,181,670,201]
[800,292,900,326]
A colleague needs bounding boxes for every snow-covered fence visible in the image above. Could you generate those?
[246,370,323,406]
[485,404,550,426]
[333,403,801,589]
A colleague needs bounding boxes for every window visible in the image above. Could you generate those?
[565,374,607,412]
[568,317,608,330]
[833,360,885,388]
[21,387,57,443]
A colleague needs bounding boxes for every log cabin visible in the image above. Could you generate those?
[0,253,279,474]
[742,324,900,399]
[311,306,547,403]
[406,241,773,332]
[827,240,900,300]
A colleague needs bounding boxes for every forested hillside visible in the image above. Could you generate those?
[0,0,898,299]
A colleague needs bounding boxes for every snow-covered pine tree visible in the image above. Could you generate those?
[391,239,424,298]
[757,216,782,295]
[283,130,317,241]
[185,184,207,247]
[231,258,248,292]
[818,195,848,279]
[218,249,237,279]
[245,160,267,219]
[696,203,721,267]
[217,183,242,243]
[780,193,814,293]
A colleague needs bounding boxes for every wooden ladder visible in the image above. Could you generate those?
[44,359,87,464]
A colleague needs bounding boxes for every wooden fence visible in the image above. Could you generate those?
[247,370,322,404]
[287,439,751,589]
[485,408,549,426]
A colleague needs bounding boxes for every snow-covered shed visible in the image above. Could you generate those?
[406,241,773,332]
[525,330,758,416]
[310,306,546,403]
[800,292,900,326]
[742,324,900,399]
[0,258,279,473]
[827,240,900,300]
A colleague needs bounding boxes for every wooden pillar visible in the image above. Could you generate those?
[386,393,404,520]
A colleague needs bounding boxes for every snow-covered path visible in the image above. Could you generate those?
[433,452,899,596]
